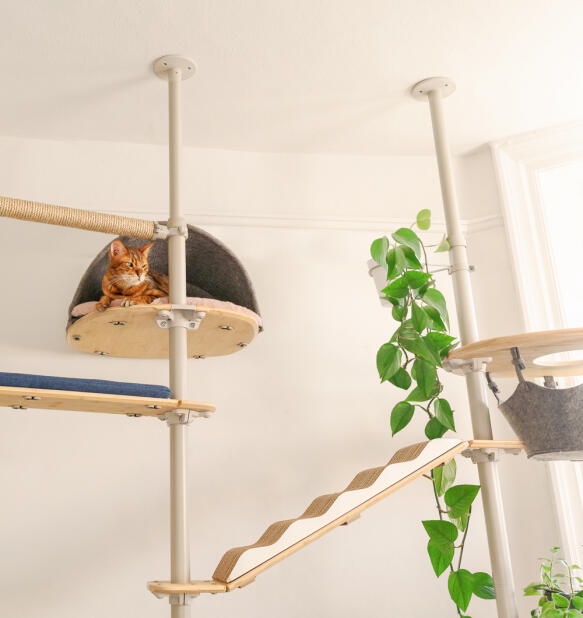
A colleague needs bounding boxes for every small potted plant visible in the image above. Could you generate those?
[524,547,583,616]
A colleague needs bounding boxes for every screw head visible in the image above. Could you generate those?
[11,405,27,410]
[189,322,196,329]
[219,325,233,331]
[193,354,205,359]
[111,321,126,326]
[160,320,167,328]
[146,404,162,410]
[72,335,81,341]
[24,396,41,401]
[126,413,142,418]
[238,342,248,348]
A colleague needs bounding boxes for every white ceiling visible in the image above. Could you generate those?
[1,0,582,155]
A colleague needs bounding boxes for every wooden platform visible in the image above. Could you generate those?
[447,328,583,378]
[0,386,215,417]
[67,304,259,359]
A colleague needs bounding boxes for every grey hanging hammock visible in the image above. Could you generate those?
[490,348,583,460]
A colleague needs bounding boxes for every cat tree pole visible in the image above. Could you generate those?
[154,54,197,618]
[411,77,519,618]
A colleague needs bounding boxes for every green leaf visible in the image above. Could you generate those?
[433,459,457,496]
[413,358,437,398]
[427,539,454,577]
[405,270,432,289]
[449,511,470,532]
[388,367,412,390]
[566,610,583,617]
[370,236,389,264]
[376,343,402,382]
[423,288,450,329]
[472,572,496,600]
[386,247,408,279]
[425,416,448,439]
[411,302,429,333]
[390,402,415,436]
[434,398,455,431]
[552,594,570,608]
[382,276,409,299]
[572,597,583,610]
[416,209,431,230]
[445,485,481,518]
[425,332,457,359]
[407,386,433,402]
[435,234,451,253]
[398,329,441,366]
[392,305,405,322]
[392,227,422,259]
[422,519,458,543]
[448,569,474,612]
[424,306,447,331]
[401,246,424,270]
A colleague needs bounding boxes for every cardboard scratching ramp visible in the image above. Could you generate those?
[149,438,522,596]
[0,386,215,417]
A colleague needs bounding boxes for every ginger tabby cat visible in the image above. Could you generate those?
[96,239,169,311]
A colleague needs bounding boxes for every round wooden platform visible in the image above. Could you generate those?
[66,304,259,359]
[447,328,583,378]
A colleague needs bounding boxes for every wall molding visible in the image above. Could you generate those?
[104,209,504,235]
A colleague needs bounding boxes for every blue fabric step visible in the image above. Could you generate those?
[0,372,171,399]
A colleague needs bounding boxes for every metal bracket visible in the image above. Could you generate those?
[169,593,197,604]
[156,306,206,330]
[442,357,492,375]
[462,446,522,464]
[157,409,211,425]
[152,222,189,240]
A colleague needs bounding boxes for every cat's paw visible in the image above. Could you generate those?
[96,302,110,312]
[121,299,136,307]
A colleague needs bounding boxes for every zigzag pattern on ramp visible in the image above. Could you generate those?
[213,438,466,585]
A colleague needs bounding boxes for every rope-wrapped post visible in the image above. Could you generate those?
[0,196,160,240]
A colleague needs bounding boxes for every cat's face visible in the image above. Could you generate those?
[108,239,153,286]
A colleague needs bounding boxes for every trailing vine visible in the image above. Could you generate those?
[370,209,495,616]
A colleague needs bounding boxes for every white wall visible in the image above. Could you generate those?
[0,136,557,617]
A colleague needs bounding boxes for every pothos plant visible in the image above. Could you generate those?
[370,208,495,616]
[524,547,583,617]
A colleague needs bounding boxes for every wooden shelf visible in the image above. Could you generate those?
[67,304,259,359]
[447,328,583,378]
[0,386,215,417]
[147,439,524,597]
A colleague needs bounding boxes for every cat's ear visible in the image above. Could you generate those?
[139,242,154,256]
[110,239,128,260]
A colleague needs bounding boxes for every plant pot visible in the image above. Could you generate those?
[499,381,583,460]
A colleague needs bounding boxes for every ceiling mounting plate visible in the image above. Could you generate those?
[153,55,197,80]
[410,77,456,100]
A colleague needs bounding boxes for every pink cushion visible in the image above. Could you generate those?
[71,297,262,328]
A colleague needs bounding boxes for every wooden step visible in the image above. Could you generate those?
[0,386,215,417]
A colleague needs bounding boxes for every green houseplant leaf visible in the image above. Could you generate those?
[370,236,389,265]
[392,227,422,259]
[423,288,450,329]
[416,209,431,230]
[425,417,448,439]
[433,459,457,496]
[448,569,474,611]
[435,234,451,253]
[390,402,415,436]
[411,301,429,332]
[413,358,437,398]
[376,343,402,382]
[434,398,455,431]
[405,270,431,289]
[445,485,480,519]
[472,572,496,599]
[388,367,412,390]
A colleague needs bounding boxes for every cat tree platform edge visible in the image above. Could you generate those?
[447,328,583,378]
[66,304,259,359]
[0,386,215,417]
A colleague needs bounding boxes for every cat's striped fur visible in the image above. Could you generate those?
[96,239,169,311]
